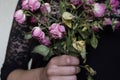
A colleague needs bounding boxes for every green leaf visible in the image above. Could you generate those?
[44,49,54,61]
[24,33,32,39]
[32,45,49,57]
[90,33,98,49]
[60,1,66,15]
[66,29,72,50]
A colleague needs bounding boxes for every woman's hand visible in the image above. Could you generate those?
[42,55,80,80]
[7,55,80,80]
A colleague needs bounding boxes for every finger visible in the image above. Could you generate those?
[49,55,80,66]
[47,66,80,76]
[48,75,77,80]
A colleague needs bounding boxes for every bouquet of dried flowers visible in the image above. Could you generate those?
[14,0,120,79]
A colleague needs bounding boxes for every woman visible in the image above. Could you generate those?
[1,1,80,80]
[1,0,120,80]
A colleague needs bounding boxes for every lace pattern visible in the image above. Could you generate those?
[1,1,32,79]
[4,21,31,67]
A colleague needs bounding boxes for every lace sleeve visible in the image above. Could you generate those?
[1,2,32,80]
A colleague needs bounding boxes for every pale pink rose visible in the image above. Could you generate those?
[49,23,66,39]
[40,3,51,14]
[32,27,45,40]
[70,0,83,6]
[103,18,112,26]
[40,37,51,46]
[22,0,29,10]
[93,3,106,17]
[30,17,38,23]
[14,10,26,24]
[28,0,41,11]
[86,0,94,4]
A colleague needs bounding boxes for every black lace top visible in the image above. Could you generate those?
[1,1,46,80]
[1,1,120,80]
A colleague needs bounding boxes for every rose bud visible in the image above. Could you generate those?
[70,0,83,6]
[40,3,51,14]
[93,3,106,17]
[32,27,45,40]
[49,23,66,39]
[22,0,29,10]
[28,0,41,11]
[14,9,26,24]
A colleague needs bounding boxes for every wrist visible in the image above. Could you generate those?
[34,68,46,80]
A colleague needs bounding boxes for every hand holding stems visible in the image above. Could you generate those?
[7,55,80,80]
[41,55,80,80]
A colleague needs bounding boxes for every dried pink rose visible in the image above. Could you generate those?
[40,37,51,46]
[14,9,26,24]
[110,0,120,13]
[70,0,83,6]
[32,27,45,40]
[40,3,51,14]
[110,0,119,8]
[28,0,41,11]
[32,27,51,46]
[49,23,66,39]
[93,3,106,17]
[22,0,29,10]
